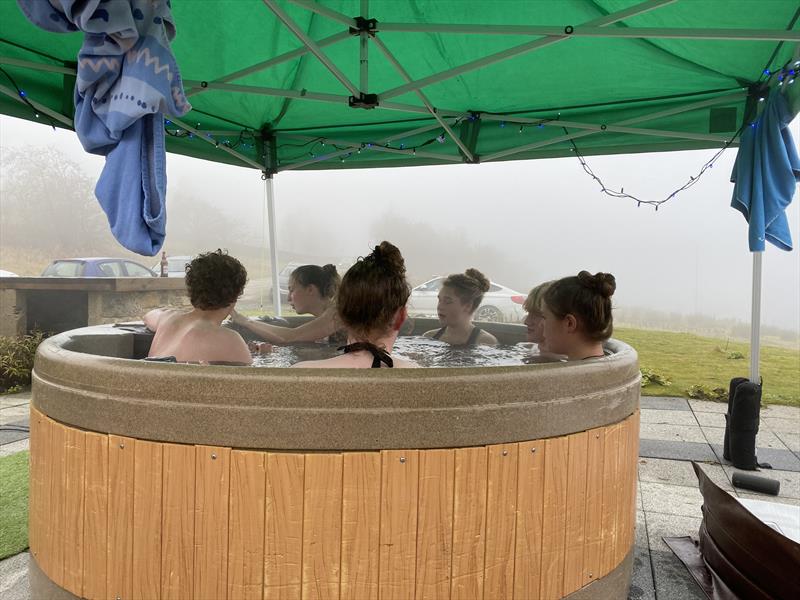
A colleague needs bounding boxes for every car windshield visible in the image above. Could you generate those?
[43,261,83,277]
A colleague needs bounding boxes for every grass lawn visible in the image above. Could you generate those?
[0,451,29,559]
[616,327,800,407]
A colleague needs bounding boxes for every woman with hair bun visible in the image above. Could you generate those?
[540,271,616,360]
[230,263,345,345]
[423,268,498,346]
[293,242,417,368]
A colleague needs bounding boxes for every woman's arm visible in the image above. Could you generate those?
[231,308,338,344]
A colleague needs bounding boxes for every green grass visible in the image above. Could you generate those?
[0,451,29,559]
[615,327,800,407]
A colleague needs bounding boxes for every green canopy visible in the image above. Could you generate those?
[1,0,799,173]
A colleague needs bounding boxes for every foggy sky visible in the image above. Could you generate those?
[1,114,798,333]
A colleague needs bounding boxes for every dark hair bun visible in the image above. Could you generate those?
[465,268,490,293]
[578,271,616,298]
[371,241,405,275]
[322,264,338,275]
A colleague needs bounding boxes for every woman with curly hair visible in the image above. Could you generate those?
[230,264,344,345]
[540,271,616,360]
[144,249,251,364]
[423,268,498,346]
[292,242,417,368]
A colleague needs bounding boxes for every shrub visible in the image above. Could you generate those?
[0,331,46,393]
[640,367,671,388]
[686,384,727,402]
[727,351,745,360]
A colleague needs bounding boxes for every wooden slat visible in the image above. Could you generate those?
[563,431,589,595]
[379,449,419,600]
[264,453,305,600]
[539,436,569,599]
[228,450,267,600]
[626,411,640,550]
[415,449,454,600]
[341,452,380,600]
[193,445,231,600]
[48,421,67,586]
[27,407,44,563]
[107,435,135,600]
[161,443,196,600]
[617,414,637,560]
[483,443,517,600]
[133,440,163,600]
[513,440,546,600]
[83,432,108,600]
[582,427,604,586]
[63,426,86,597]
[302,453,344,600]
[600,423,622,576]
[451,447,487,600]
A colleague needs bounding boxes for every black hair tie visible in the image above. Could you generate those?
[339,342,394,368]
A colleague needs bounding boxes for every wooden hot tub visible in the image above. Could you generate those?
[28,321,640,599]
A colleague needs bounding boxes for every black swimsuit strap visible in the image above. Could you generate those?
[338,342,394,368]
[466,326,482,346]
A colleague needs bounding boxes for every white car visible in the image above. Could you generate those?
[0,269,19,277]
[408,276,526,323]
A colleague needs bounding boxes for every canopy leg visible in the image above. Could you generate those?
[265,175,281,316]
[750,251,762,383]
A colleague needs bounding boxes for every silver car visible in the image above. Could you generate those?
[408,276,526,323]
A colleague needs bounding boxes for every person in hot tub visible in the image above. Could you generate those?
[292,242,417,369]
[229,264,345,346]
[144,249,252,365]
[540,271,616,360]
[422,268,499,347]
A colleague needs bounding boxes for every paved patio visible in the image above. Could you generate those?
[1,391,798,599]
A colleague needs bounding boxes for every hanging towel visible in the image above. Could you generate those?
[730,88,800,252]
[17,0,191,255]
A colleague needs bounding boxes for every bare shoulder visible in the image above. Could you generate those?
[392,356,419,368]
[422,329,438,338]
[477,330,499,346]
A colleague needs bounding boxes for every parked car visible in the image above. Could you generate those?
[408,276,526,323]
[150,255,193,278]
[41,258,156,277]
[269,261,308,304]
[0,269,19,277]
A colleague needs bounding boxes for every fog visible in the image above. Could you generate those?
[1,114,798,336]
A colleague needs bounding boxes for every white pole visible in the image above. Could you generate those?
[750,251,762,383]
[265,176,281,316]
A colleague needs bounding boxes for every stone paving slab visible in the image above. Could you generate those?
[0,408,30,426]
[701,425,788,450]
[640,422,707,444]
[687,399,728,414]
[711,444,800,472]
[692,411,725,427]
[640,396,691,411]
[0,551,29,600]
[774,430,800,454]
[639,439,718,463]
[0,438,29,458]
[640,409,698,426]
[762,416,800,434]
[638,457,734,492]
[0,392,31,410]
[640,481,704,519]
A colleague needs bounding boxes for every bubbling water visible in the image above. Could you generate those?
[251,336,557,368]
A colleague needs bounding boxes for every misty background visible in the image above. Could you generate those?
[1,114,798,343]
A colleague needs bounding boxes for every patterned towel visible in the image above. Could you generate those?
[18,0,191,255]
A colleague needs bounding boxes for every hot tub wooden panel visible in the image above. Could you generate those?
[29,406,638,600]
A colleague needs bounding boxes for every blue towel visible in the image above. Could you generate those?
[17,0,191,255]
[731,89,799,252]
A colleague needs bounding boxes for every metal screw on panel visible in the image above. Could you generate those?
[502,450,508,456]
[211,453,217,460]
[119,443,124,449]
[588,572,593,578]
[595,434,600,438]
[531,448,537,453]
[399,457,406,463]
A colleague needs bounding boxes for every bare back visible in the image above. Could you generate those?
[147,309,252,364]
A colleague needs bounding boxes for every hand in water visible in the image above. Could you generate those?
[248,341,273,355]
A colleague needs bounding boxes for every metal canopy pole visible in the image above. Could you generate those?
[265,176,281,316]
[360,0,369,94]
[0,84,73,127]
[262,0,360,96]
[377,23,800,42]
[378,0,677,101]
[750,252,762,382]
[288,0,356,28]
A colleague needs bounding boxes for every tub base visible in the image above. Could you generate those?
[29,549,633,600]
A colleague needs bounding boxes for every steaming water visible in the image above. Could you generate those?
[252,336,558,368]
